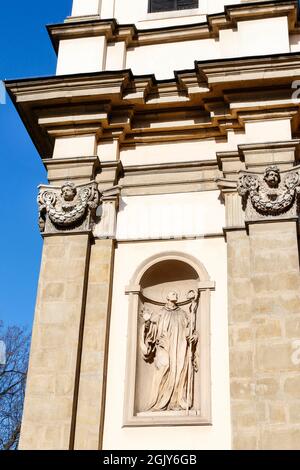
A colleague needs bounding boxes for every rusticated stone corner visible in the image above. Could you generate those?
[237,165,300,221]
[38,181,100,234]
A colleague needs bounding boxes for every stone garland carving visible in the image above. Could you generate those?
[237,165,300,220]
[139,289,200,412]
[38,181,100,233]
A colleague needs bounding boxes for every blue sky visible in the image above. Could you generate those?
[0,1,72,326]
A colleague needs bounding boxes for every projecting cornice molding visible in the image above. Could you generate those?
[217,140,300,176]
[47,0,299,52]
[5,52,300,157]
[120,159,220,196]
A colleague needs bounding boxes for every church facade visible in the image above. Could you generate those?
[6,0,300,450]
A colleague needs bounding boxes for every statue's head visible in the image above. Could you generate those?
[264,166,280,188]
[61,182,77,201]
[166,291,178,303]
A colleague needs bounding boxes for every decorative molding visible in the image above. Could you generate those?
[47,1,298,52]
[42,156,101,184]
[238,140,300,170]
[38,180,100,234]
[216,178,245,229]
[96,160,124,191]
[6,53,300,157]
[93,185,121,239]
[121,160,220,196]
[237,165,300,221]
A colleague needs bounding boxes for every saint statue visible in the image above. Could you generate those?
[140,291,199,412]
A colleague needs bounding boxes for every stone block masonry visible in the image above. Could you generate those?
[19,235,90,450]
[228,222,300,450]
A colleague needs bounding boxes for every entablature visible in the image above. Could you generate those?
[6,52,300,158]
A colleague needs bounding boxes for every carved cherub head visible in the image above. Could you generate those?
[61,182,77,202]
[264,166,280,188]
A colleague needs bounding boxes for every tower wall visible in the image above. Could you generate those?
[6,0,300,450]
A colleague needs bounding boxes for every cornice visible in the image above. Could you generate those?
[216,139,300,179]
[120,159,220,196]
[123,159,217,174]
[6,52,300,158]
[47,0,298,52]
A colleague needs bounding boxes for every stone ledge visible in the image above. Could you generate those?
[47,0,299,52]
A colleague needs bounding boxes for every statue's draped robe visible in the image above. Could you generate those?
[141,305,191,411]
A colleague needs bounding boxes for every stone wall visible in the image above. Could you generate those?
[19,235,90,450]
[228,222,300,450]
[19,236,115,450]
[74,239,115,450]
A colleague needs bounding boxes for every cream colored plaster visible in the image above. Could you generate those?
[105,42,126,71]
[116,191,225,240]
[235,17,289,57]
[108,0,247,26]
[126,17,289,79]
[126,38,219,79]
[244,120,292,143]
[64,4,290,79]
[53,136,96,159]
[100,0,115,19]
[120,140,224,166]
[71,0,100,17]
[98,139,119,162]
[56,36,106,75]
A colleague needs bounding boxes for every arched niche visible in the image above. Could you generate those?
[124,252,215,427]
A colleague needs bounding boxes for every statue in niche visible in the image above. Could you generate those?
[140,290,199,412]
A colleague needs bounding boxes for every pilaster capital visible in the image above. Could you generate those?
[38,180,100,235]
[96,160,123,191]
[216,177,238,196]
[93,185,122,239]
[237,164,300,223]
[238,140,300,171]
[43,155,101,185]
[216,178,245,231]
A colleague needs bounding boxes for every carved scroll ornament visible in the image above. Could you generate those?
[38,181,99,233]
[237,165,300,220]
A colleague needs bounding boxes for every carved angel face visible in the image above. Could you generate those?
[264,167,280,188]
[61,183,77,201]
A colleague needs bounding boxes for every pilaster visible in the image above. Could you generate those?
[73,162,120,449]
[219,141,300,450]
[73,238,115,449]
[19,233,91,450]
[19,125,120,448]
